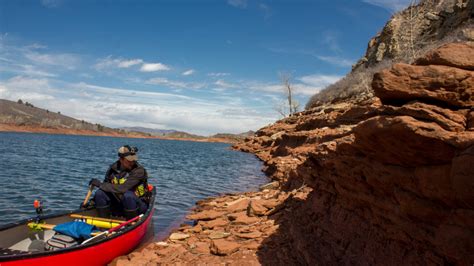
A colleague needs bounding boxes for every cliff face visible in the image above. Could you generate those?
[355,0,474,68]
[234,43,474,265]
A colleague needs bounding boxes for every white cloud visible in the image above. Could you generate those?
[0,74,277,135]
[19,64,58,77]
[146,77,205,89]
[118,59,143,68]
[140,62,170,72]
[296,74,342,95]
[321,30,342,54]
[227,0,247,9]
[25,52,80,70]
[215,79,239,89]
[24,43,48,50]
[182,69,195,76]
[245,74,342,96]
[0,76,56,102]
[94,56,143,71]
[362,0,412,12]
[208,72,230,77]
[298,74,341,87]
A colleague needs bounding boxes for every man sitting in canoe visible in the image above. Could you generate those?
[88,145,149,220]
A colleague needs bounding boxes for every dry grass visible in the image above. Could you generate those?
[305,60,392,109]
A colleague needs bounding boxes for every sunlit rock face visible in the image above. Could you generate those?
[234,42,474,265]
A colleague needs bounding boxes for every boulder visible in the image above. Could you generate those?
[228,212,260,225]
[247,200,268,217]
[260,181,279,190]
[210,239,241,256]
[234,231,263,239]
[415,43,474,70]
[352,116,458,166]
[187,210,225,221]
[226,198,251,213]
[191,241,210,254]
[208,231,231,239]
[200,218,229,229]
[372,63,473,108]
[169,233,190,241]
[378,102,467,132]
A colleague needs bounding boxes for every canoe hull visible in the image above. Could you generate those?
[0,187,156,266]
[1,208,153,266]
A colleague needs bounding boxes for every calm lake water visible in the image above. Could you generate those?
[0,132,267,239]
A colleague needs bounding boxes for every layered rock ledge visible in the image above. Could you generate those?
[112,42,473,265]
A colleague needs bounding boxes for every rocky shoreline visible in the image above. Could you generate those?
[111,42,474,265]
[110,180,304,265]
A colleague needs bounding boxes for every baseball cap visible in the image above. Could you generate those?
[118,145,138,161]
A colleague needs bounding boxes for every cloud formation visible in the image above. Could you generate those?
[182,69,195,76]
[227,0,247,9]
[215,79,239,89]
[208,72,230,77]
[25,52,80,70]
[94,56,143,70]
[362,0,412,12]
[0,75,276,135]
[146,77,205,89]
[140,62,170,72]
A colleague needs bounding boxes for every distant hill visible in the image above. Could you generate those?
[0,98,149,137]
[120,126,178,136]
[0,99,254,142]
[122,126,254,140]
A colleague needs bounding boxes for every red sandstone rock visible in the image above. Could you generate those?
[372,63,473,107]
[226,198,251,213]
[416,43,474,70]
[191,241,210,254]
[200,218,229,229]
[451,145,474,207]
[379,102,467,132]
[210,239,241,256]
[353,116,459,166]
[259,199,280,209]
[208,231,231,239]
[241,241,260,250]
[235,231,263,239]
[228,212,260,225]
[468,111,474,130]
[247,200,268,216]
[187,210,225,221]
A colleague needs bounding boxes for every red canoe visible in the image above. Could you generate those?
[0,187,156,266]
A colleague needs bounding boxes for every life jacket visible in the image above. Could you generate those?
[111,174,147,197]
[110,163,148,197]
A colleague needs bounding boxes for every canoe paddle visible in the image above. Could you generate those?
[81,185,94,209]
[81,214,144,245]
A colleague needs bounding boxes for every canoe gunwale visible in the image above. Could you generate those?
[0,187,156,262]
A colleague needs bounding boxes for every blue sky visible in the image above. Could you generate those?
[0,0,411,135]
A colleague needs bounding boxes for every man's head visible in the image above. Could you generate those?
[118,145,138,169]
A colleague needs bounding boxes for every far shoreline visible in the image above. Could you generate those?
[0,124,238,144]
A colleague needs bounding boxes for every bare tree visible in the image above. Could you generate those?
[275,72,299,117]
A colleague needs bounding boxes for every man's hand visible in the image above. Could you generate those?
[89,178,102,188]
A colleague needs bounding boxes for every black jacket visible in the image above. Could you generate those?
[99,160,148,195]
